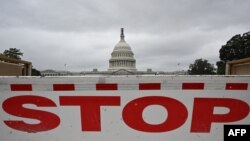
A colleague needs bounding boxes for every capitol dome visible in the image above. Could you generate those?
[108,28,137,72]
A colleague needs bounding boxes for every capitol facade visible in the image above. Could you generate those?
[108,28,137,72]
[40,28,187,76]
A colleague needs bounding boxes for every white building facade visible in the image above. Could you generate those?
[40,28,186,76]
[108,28,137,72]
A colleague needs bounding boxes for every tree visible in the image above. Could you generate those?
[188,59,216,75]
[3,48,23,60]
[216,61,225,75]
[217,31,250,74]
[32,68,41,76]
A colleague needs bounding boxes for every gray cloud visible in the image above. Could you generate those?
[0,0,249,72]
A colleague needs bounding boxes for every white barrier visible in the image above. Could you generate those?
[0,76,249,141]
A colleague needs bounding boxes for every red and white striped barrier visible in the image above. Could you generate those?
[4,82,249,91]
[0,76,249,141]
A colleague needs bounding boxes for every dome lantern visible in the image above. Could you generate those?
[120,28,125,41]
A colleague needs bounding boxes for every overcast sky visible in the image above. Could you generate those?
[0,0,249,72]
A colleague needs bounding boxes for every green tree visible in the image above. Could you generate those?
[188,59,216,75]
[3,48,23,60]
[32,68,41,76]
[216,61,225,75]
[217,31,250,74]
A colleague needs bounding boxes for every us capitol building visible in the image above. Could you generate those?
[41,28,186,76]
[108,28,137,72]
